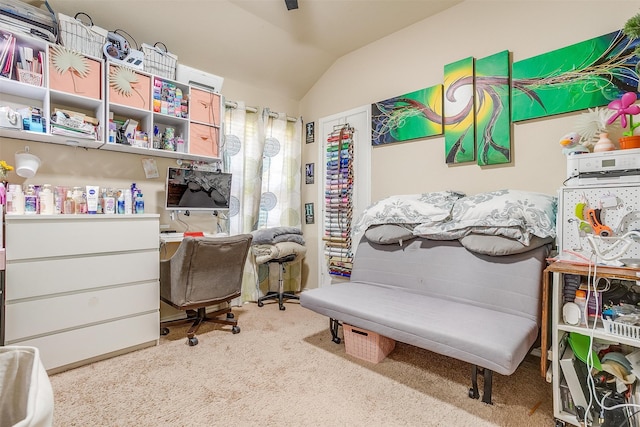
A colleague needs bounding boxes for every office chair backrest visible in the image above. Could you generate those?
[162,234,253,307]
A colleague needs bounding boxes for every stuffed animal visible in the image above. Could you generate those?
[559,132,590,155]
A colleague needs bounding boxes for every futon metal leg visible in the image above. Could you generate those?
[482,368,493,404]
[330,318,341,344]
[469,365,493,404]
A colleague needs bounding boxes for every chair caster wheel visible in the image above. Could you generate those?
[257,301,264,307]
[188,337,198,346]
[279,305,286,311]
[332,337,342,344]
[227,312,234,319]
[160,327,170,336]
[232,325,241,334]
[469,388,479,399]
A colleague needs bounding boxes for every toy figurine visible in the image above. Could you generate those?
[559,132,589,155]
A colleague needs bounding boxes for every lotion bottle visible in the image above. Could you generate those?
[39,184,54,215]
[64,190,75,215]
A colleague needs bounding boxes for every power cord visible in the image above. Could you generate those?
[580,246,640,427]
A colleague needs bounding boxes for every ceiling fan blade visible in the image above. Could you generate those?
[285,0,298,10]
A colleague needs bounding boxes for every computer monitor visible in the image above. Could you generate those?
[165,167,232,211]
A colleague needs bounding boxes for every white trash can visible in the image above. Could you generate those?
[0,346,54,427]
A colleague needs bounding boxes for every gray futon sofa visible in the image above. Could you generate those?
[300,234,551,404]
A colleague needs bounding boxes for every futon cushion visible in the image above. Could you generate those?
[300,281,538,375]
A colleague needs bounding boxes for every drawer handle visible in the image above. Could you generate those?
[198,101,209,109]
[200,136,210,141]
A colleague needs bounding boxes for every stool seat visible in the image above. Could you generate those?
[257,255,300,311]
[268,254,297,264]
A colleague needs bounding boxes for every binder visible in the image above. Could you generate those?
[559,344,592,422]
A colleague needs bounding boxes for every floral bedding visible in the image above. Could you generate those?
[353,189,557,248]
[352,190,465,235]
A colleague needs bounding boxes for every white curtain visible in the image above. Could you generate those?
[223,105,303,301]
[257,111,304,294]
[223,101,264,302]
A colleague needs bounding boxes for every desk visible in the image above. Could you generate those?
[159,232,229,259]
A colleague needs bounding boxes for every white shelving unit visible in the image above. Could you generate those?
[0,27,223,164]
[550,262,640,426]
[551,181,640,426]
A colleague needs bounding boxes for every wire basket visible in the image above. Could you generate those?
[141,42,178,80]
[343,324,395,363]
[57,13,108,59]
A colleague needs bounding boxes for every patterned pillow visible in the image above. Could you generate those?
[352,190,465,235]
[414,189,557,245]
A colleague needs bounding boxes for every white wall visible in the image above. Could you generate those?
[298,1,638,289]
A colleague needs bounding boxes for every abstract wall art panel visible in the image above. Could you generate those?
[475,50,511,165]
[444,56,475,164]
[512,30,640,122]
[371,85,443,146]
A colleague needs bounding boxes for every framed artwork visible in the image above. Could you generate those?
[306,122,315,143]
[512,30,640,122]
[305,203,314,224]
[475,50,511,165]
[371,84,443,145]
[444,56,475,164]
[305,162,314,184]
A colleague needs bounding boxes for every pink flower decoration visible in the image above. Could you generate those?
[607,92,640,128]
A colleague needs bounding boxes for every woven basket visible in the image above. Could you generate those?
[343,324,395,363]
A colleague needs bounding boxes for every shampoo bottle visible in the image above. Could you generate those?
[117,190,125,214]
[135,193,144,214]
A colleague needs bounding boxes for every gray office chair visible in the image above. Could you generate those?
[160,234,253,346]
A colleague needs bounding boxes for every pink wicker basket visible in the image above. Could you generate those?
[343,324,395,363]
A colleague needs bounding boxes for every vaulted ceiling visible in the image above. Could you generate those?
[44,0,461,101]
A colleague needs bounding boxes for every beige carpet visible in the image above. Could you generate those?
[49,302,554,426]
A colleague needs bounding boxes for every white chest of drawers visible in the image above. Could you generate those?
[4,214,160,373]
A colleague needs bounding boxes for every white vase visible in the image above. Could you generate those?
[593,132,615,152]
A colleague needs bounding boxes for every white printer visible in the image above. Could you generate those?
[565,148,640,187]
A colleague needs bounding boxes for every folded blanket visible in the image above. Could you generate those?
[252,242,307,265]
[252,226,302,245]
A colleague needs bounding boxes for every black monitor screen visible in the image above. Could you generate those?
[165,167,232,211]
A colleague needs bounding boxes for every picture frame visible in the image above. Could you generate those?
[306,121,315,143]
[305,202,315,224]
[305,162,314,184]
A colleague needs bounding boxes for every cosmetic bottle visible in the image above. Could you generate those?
[54,186,64,214]
[64,190,75,214]
[7,184,24,215]
[24,185,37,215]
[39,184,54,215]
[135,193,144,214]
[117,190,125,214]
[104,188,115,214]
[124,188,133,214]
